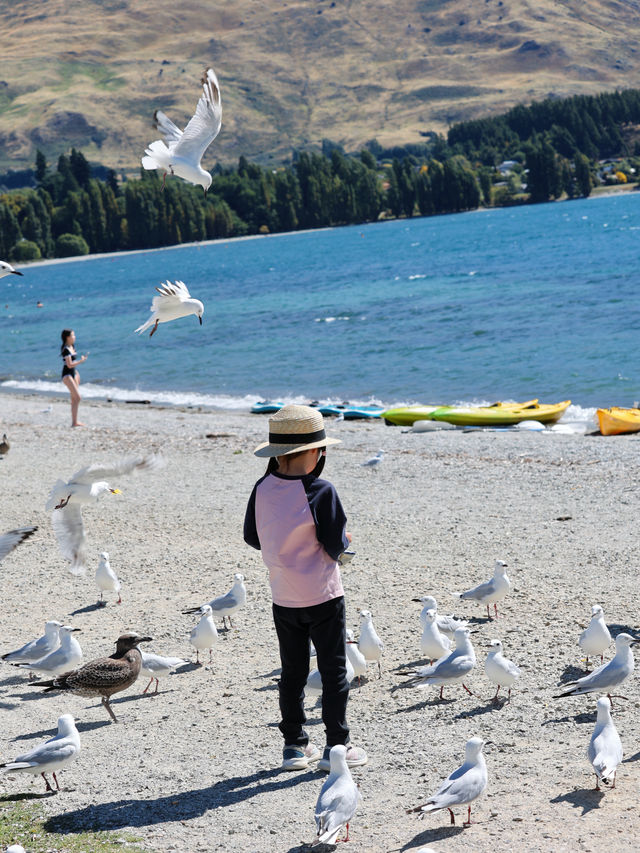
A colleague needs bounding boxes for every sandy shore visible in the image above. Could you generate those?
[0,392,639,852]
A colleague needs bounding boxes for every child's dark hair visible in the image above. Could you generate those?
[60,329,72,354]
[264,448,326,477]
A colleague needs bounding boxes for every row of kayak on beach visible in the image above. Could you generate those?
[251,399,640,435]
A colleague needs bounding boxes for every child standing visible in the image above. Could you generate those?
[244,404,368,772]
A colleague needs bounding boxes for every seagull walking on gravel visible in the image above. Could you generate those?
[2,620,62,665]
[18,626,83,678]
[46,454,161,574]
[588,696,623,790]
[361,449,383,468]
[453,559,511,620]
[555,633,637,699]
[358,610,384,676]
[407,737,488,826]
[579,604,611,668]
[189,604,218,664]
[0,260,23,279]
[420,609,451,664]
[182,573,246,629]
[0,525,37,562]
[346,628,367,685]
[141,66,222,192]
[413,595,468,638]
[140,651,190,695]
[484,639,520,703]
[0,713,80,793]
[134,280,204,337]
[403,627,476,700]
[33,632,152,723]
[95,552,122,605]
[311,744,362,846]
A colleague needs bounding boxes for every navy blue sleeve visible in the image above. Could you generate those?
[304,476,349,561]
[243,481,261,550]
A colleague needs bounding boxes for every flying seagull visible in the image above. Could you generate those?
[0,526,37,562]
[0,713,80,793]
[142,66,222,193]
[134,280,204,337]
[0,260,23,279]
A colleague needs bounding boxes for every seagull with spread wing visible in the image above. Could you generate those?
[0,526,37,562]
[141,66,222,193]
[135,280,204,337]
[46,455,162,574]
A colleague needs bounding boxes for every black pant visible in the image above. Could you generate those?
[272,596,350,748]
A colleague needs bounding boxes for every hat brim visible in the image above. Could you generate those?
[254,436,341,458]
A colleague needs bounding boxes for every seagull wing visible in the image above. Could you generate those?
[11,738,76,767]
[0,526,37,561]
[173,68,222,164]
[51,504,87,575]
[72,454,162,484]
[153,109,183,145]
[459,577,495,601]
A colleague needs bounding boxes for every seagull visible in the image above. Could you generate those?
[346,628,367,685]
[0,525,37,562]
[7,846,26,853]
[579,604,611,668]
[18,625,83,678]
[33,631,152,723]
[407,737,488,826]
[305,643,355,697]
[95,551,122,605]
[140,651,190,694]
[453,559,511,620]
[484,639,520,702]
[412,595,468,638]
[189,604,218,664]
[46,454,161,574]
[0,713,80,793]
[0,260,23,279]
[182,573,247,629]
[403,627,476,700]
[555,633,637,699]
[588,696,623,790]
[0,432,10,455]
[311,744,362,846]
[420,609,451,664]
[141,66,222,193]
[358,610,384,677]
[134,280,204,337]
[2,620,62,665]
[361,449,383,468]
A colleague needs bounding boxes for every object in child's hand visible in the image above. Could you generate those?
[338,550,355,566]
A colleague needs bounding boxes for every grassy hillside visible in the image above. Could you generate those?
[1,0,640,173]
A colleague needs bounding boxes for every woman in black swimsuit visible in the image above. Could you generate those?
[60,329,88,427]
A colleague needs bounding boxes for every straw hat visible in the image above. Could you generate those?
[253,404,341,458]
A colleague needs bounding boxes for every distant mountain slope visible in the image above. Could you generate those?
[2,0,640,172]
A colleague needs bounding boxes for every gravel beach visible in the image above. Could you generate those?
[1,392,638,852]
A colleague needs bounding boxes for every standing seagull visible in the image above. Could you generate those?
[33,631,152,723]
[588,696,623,790]
[189,604,218,663]
[2,620,62,665]
[420,609,451,664]
[484,639,520,703]
[95,552,122,605]
[182,572,247,629]
[142,66,222,192]
[579,604,611,668]
[407,737,488,826]
[413,595,468,638]
[311,744,361,846]
[403,627,476,700]
[453,559,511,620]
[140,651,190,695]
[555,633,637,699]
[358,610,384,677]
[346,628,367,685]
[0,260,23,278]
[18,625,83,678]
[0,714,80,793]
[134,280,204,337]
[46,454,161,574]
[0,525,37,562]
[361,450,383,468]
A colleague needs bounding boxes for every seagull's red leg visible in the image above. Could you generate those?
[462,683,474,696]
[53,771,61,791]
[448,808,455,824]
[117,592,122,604]
[149,319,159,337]
[494,603,499,619]
[595,775,600,791]
[439,685,444,700]
[486,604,490,620]
[493,685,501,701]
[612,771,617,789]
[463,805,472,826]
[154,678,159,694]
[142,677,153,694]
[42,772,54,792]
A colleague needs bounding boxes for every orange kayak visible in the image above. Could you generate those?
[597,407,640,436]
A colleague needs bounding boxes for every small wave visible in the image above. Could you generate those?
[408,274,427,280]
[314,315,351,323]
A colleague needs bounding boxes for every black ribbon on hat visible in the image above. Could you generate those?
[269,428,326,444]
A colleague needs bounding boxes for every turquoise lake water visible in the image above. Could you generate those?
[1,193,639,412]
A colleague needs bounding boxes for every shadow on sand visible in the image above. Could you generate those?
[550,786,605,815]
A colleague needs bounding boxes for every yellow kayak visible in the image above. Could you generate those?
[429,399,571,426]
[382,400,541,426]
[597,407,640,436]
